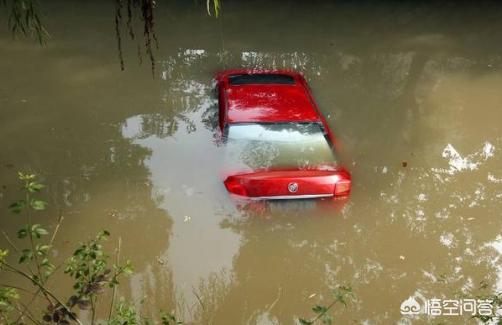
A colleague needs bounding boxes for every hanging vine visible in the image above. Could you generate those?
[1,0,49,44]
[114,0,159,75]
[2,0,222,76]
[207,0,220,17]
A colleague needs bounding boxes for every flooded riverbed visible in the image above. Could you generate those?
[1,1,502,324]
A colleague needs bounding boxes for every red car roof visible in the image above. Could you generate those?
[218,69,320,124]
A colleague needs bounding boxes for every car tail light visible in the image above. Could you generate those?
[224,178,248,197]
[334,179,351,196]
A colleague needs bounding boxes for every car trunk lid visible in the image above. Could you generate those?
[224,169,350,199]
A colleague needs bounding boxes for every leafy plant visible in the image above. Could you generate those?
[471,281,501,324]
[299,286,355,325]
[0,172,162,325]
[0,254,21,325]
[1,172,78,324]
[7,172,54,285]
[63,230,133,325]
[160,310,183,325]
[108,298,139,325]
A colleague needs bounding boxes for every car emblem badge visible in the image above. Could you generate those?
[288,182,298,193]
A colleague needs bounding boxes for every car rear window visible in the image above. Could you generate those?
[228,74,295,85]
[224,123,337,172]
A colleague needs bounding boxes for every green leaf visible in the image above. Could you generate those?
[27,181,44,192]
[31,224,48,238]
[19,249,33,264]
[331,285,354,307]
[8,200,26,214]
[299,318,313,325]
[17,226,28,238]
[18,172,35,181]
[35,227,48,237]
[312,305,328,314]
[0,249,9,262]
[30,199,47,210]
[122,260,133,275]
[36,244,51,255]
[214,0,220,18]
[97,230,110,240]
[322,315,333,325]
[42,257,55,277]
[160,312,180,325]
[38,244,50,252]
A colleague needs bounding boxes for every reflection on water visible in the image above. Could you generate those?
[1,1,502,323]
[224,123,337,172]
[122,109,241,317]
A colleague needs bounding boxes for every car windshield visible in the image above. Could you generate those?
[224,123,337,172]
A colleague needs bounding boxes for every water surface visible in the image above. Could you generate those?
[1,1,502,324]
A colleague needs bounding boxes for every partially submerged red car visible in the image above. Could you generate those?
[216,69,351,200]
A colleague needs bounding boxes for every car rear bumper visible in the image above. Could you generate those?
[250,193,334,200]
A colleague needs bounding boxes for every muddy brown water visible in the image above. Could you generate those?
[1,1,502,324]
